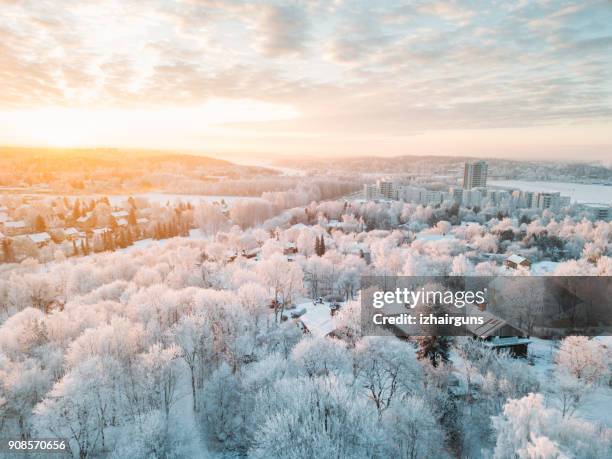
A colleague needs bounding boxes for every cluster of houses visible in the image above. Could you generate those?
[0,198,158,262]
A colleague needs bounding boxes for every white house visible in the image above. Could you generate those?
[28,232,51,247]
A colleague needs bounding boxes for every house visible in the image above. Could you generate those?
[111,210,129,219]
[64,227,79,241]
[116,218,128,227]
[505,254,531,270]
[241,247,260,259]
[27,232,52,248]
[92,227,110,236]
[297,302,338,338]
[2,220,28,236]
[283,242,298,255]
[76,213,95,230]
[464,305,531,357]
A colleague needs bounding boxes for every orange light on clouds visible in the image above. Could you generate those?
[0,99,299,148]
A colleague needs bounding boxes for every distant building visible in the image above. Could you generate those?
[377,180,396,199]
[534,192,561,211]
[2,220,28,236]
[363,184,381,200]
[449,187,463,204]
[463,161,488,189]
[580,204,612,221]
[27,232,51,248]
[505,254,531,270]
[64,227,79,241]
[111,210,129,219]
[462,188,484,208]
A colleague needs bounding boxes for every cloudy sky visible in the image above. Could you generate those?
[1,0,611,160]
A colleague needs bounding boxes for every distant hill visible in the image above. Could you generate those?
[0,147,232,171]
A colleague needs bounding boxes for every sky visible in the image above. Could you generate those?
[0,0,611,160]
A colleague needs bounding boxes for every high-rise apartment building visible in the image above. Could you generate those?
[463,161,488,189]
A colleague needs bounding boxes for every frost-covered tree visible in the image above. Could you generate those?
[492,393,611,459]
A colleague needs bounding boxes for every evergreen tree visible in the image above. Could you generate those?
[314,236,321,256]
[72,239,79,257]
[126,228,134,246]
[128,207,137,226]
[2,239,14,262]
[72,199,81,220]
[118,230,127,248]
[34,215,46,232]
[416,335,452,367]
[319,235,326,255]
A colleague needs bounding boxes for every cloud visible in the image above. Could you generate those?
[255,4,310,57]
[0,0,610,148]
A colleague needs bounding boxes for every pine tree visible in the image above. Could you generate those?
[35,215,46,232]
[314,236,320,256]
[118,230,127,248]
[416,336,452,367]
[72,199,81,220]
[319,235,326,255]
[2,239,13,262]
[128,207,137,226]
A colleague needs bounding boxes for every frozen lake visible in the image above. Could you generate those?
[489,180,612,204]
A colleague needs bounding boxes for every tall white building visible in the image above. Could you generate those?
[377,180,396,199]
[535,192,561,211]
[463,161,488,189]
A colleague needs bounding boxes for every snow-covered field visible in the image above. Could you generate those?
[489,180,612,204]
[107,193,261,207]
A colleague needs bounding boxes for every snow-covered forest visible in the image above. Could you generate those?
[1,196,611,458]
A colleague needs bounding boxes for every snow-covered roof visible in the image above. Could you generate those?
[64,227,78,236]
[136,218,149,224]
[76,216,89,223]
[298,302,337,338]
[92,227,110,235]
[4,220,26,228]
[28,232,51,244]
[111,210,129,218]
[484,337,532,348]
[464,304,528,338]
[116,218,128,226]
[506,254,528,264]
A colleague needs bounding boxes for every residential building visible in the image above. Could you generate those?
[2,220,28,236]
[463,161,488,189]
[505,254,531,270]
[580,204,612,221]
[534,192,561,211]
